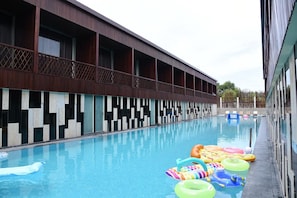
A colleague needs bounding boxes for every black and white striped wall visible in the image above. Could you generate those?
[0,88,215,148]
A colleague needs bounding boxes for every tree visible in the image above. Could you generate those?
[219,81,235,90]
[217,81,266,108]
[217,81,240,97]
[222,89,236,102]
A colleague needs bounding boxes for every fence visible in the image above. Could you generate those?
[218,96,265,108]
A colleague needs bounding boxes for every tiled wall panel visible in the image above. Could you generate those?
[0,89,213,148]
[0,89,84,147]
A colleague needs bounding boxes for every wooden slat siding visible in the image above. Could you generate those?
[33,7,40,73]
[0,47,216,103]
[3,0,217,104]
[27,0,216,83]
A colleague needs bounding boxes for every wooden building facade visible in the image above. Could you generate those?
[0,0,217,148]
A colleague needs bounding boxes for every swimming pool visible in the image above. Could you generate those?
[0,116,259,197]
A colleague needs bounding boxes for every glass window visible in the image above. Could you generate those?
[285,67,290,110]
[38,36,60,57]
[0,12,13,44]
[295,45,297,91]
[29,91,41,108]
[99,47,112,69]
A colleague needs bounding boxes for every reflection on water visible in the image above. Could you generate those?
[0,116,260,198]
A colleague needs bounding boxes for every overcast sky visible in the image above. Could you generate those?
[77,0,264,92]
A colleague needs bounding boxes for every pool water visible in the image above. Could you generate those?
[0,116,260,198]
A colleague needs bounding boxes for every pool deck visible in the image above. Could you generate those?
[241,117,284,198]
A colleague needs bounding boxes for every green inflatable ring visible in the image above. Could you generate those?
[175,179,216,198]
[221,158,250,172]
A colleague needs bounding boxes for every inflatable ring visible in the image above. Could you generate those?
[242,154,256,162]
[175,179,216,198]
[221,158,250,172]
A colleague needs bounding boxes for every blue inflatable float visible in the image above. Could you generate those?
[227,113,240,120]
[210,168,245,188]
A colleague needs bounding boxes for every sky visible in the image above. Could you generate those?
[77,0,264,92]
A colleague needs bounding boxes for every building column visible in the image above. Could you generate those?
[254,96,256,108]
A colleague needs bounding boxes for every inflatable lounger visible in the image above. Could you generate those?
[0,162,44,176]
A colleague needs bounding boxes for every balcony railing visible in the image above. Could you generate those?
[96,66,132,86]
[186,88,194,96]
[0,43,33,72]
[157,81,172,92]
[39,54,95,80]
[134,76,155,90]
[0,43,217,101]
[174,85,184,95]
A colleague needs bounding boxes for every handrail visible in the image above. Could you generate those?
[176,157,208,172]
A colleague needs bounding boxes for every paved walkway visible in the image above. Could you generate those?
[241,117,284,198]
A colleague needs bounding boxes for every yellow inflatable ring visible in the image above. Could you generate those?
[242,153,256,162]
[221,158,250,172]
[175,179,216,198]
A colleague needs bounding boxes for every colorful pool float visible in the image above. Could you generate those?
[210,168,245,188]
[221,158,250,172]
[175,179,216,198]
[190,144,256,163]
[166,157,223,180]
[223,147,244,154]
[204,145,223,152]
[0,162,44,176]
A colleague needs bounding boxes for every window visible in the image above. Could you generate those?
[39,27,72,59]
[29,91,41,108]
[38,36,60,57]
[285,66,290,111]
[0,12,13,44]
[99,47,112,69]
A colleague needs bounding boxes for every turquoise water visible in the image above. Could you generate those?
[0,116,259,198]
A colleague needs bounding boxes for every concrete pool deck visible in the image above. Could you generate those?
[241,117,284,198]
